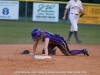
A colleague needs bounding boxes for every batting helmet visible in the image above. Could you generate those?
[31,28,42,39]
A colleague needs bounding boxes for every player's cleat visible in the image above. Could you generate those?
[83,48,89,56]
[76,40,82,43]
[66,39,70,43]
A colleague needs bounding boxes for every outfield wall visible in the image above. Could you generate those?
[79,4,100,24]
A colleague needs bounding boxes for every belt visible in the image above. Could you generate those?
[71,13,78,15]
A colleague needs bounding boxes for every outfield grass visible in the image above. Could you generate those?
[0,21,100,44]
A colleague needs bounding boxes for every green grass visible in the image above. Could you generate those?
[0,20,100,44]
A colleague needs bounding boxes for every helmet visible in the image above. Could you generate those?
[31,28,42,39]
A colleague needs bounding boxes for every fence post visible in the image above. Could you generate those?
[25,1,28,22]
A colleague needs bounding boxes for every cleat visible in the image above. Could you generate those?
[83,48,89,56]
[76,40,82,43]
[66,39,70,43]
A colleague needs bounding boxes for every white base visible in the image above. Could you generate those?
[34,55,51,59]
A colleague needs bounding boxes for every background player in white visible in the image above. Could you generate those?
[63,0,85,43]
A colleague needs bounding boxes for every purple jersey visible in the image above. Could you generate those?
[42,30,66,47]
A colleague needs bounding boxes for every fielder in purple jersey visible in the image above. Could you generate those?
[31,28,89,56]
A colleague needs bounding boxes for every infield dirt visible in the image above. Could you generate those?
[0,44,100,75]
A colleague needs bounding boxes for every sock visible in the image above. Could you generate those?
[67,31,73,40]
[74,31,79,41]
[42,48,56,54]
[49,48,56,54]
[70,49,84,55]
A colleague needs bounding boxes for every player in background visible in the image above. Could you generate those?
[31,28,89,56]
[63,0,85,43]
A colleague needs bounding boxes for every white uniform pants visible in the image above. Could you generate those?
[69,14,79,31]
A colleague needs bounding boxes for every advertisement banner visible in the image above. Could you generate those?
[0,1,19,20]
[78,5,100,24]
[32,3,59,22]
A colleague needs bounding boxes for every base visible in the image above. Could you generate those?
[34,55,51,59]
